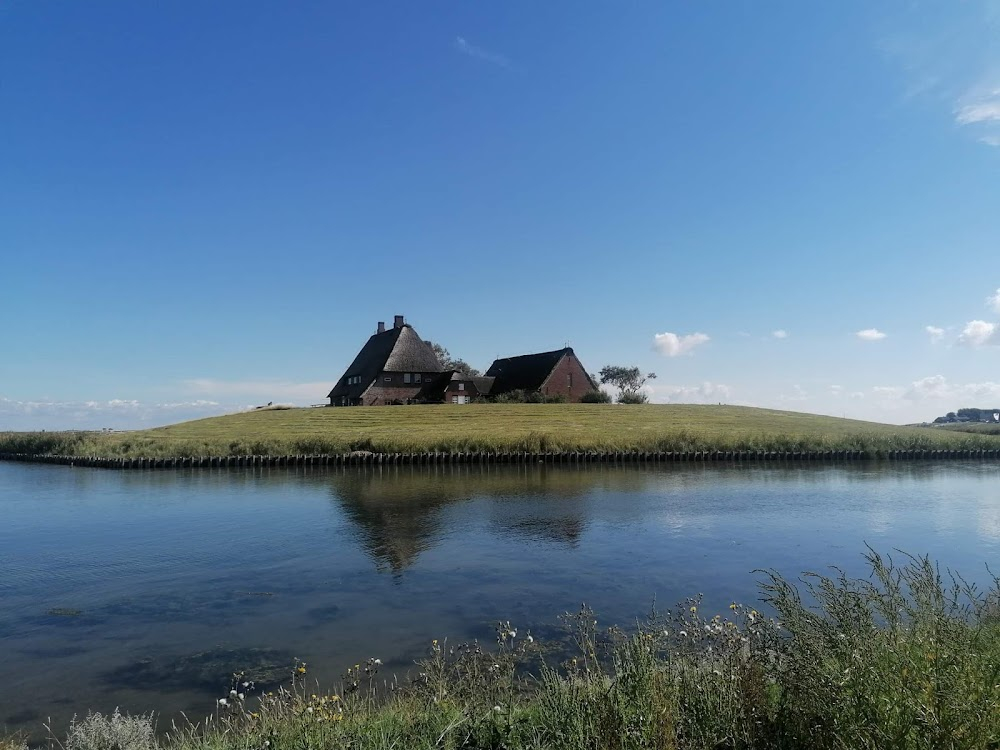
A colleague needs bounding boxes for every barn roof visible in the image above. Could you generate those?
[327,324,443,400]
[485,347,577,393]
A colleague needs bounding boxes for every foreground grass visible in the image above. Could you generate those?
[31,551,1000,750]
[3,405,1000,459]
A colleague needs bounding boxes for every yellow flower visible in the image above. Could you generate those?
[690,606,697,613]
[729,603,737,610]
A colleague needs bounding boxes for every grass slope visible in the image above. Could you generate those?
[3,404,1000,458]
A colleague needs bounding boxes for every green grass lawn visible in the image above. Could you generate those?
[3,404,1000,458]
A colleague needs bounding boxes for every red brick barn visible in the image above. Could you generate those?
[485,348,597,402]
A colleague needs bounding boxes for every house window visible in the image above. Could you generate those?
[458,383,465,391]
[568,373,573,388]
[384,376,391,382]
[404,373,411,384]
[452,396,459,403]
[415,374,421,383]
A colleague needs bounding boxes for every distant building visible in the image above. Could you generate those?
[327,316,443,406]
[328,317,596,405]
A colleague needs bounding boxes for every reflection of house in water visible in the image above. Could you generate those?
[327,466,652,574]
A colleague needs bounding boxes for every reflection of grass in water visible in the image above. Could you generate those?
[305,604,341,622]
[102,647,292,693]
[46,608,83,617]
[101,590,279,625]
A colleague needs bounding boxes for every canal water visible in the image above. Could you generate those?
[1,460,998,736]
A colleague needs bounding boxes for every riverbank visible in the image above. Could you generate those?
[3,404,999,460]
[11,551,1000,750]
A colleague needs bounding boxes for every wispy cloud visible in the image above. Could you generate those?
[647,381,732,404]
[882,1,1000,147]
[856,328,887,341]
[925,325,945,343]
[989,288,1000,314]
[652,331,710,357]
[0,396,232,430]
[181,378,331,402]
[955,93,1000,124]
[454,36,510,68]
[772,330,789,339]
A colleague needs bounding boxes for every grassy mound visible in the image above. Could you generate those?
[2,404,999,459]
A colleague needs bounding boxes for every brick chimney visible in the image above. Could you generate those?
[393,315,405,329]
[377,321,385,334]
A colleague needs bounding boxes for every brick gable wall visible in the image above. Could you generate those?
[539,353,596,403]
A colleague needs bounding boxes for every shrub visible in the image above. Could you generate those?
[617,392,649,404]
[580,390,612,403]
[64,709,157,750]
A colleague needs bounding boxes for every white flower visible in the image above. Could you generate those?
[494,706,502,712]
[218,698,228,706]
[230,689,238,698]
[237,693,245,701]
[374,658,382,666]
[526,635,534,643]
[679,630,688,637]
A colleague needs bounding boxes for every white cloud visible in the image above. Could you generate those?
[648,381,732,404]
[988,288,1000,314]
[957,319,1000,347]
[454,36,510,68]
[652,331,710,357]
[925,325,945,343]
[772,330,788,339]
[856,328,888,341]
[830,385,844,395]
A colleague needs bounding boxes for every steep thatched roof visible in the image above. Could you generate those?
[328,325,443,400]
[485,347,578,393]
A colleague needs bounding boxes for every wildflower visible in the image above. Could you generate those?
[230,689,238,698]
[374,658,382,666]
[690,606,697,613]
[526,634,534,643]
[297,667,307,674]
[238,693,245,701]
[218,698,228,706]
[679,630,688,637]
[494,706,502,712]
[729,603,737,610]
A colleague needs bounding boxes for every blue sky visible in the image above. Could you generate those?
[2,1,999,429]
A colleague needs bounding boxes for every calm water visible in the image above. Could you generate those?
[2,460,1000,736]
